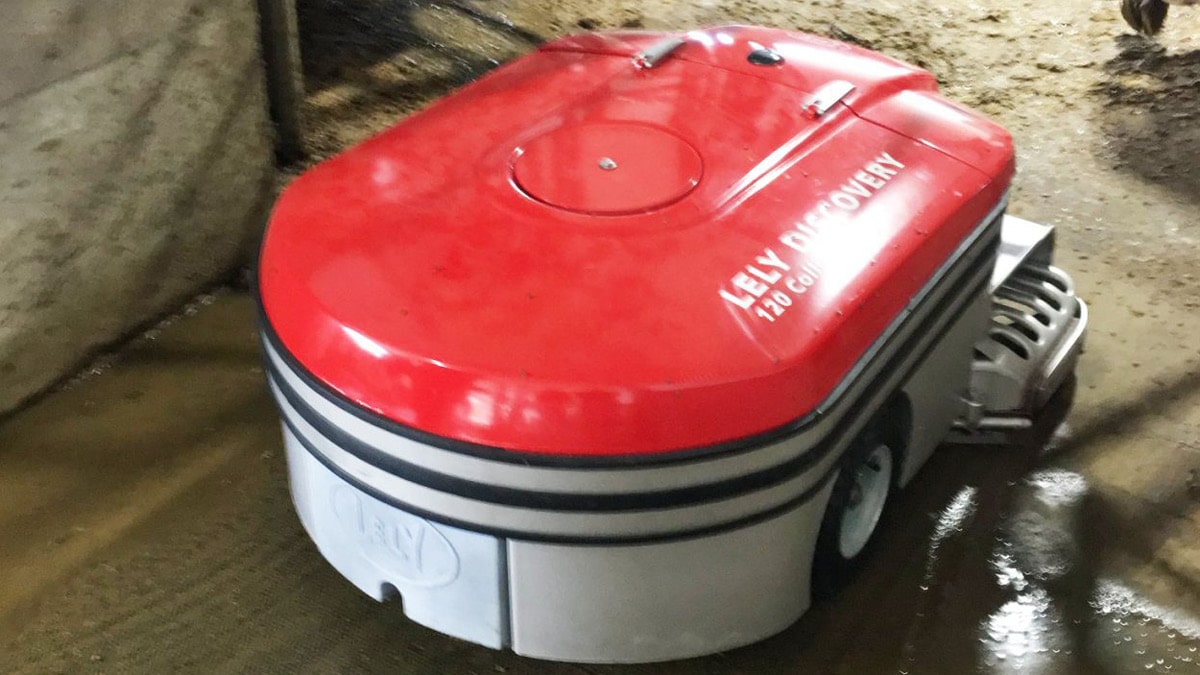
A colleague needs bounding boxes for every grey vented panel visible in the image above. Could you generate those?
[971,265,1085,415]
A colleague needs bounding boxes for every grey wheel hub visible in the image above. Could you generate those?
[838,444,893,560]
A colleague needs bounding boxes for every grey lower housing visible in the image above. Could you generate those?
[283,436,832,661]
[262,211,1086,663]
[955,216,1089,440]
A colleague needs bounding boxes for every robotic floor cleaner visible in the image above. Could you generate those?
[257,25,1087,663]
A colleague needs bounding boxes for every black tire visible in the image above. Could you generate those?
[811,429,897,598]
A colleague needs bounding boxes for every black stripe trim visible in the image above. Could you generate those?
[285,267,990,543]
[258,202,1006,468]
[285,413,835,545]
[272,258,993,514]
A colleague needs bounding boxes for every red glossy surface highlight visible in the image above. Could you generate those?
[512,122,702,215]
[258,26,1014,455]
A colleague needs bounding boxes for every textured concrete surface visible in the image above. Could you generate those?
[0,0,274,414]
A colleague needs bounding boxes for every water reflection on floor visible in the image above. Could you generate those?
[889,432,1200,675]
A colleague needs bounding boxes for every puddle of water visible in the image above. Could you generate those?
[1094,579,1200,643]
[982,586,1065,672]
[970,469,1200,674]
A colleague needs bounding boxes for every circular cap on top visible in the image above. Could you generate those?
[512,122,702,215]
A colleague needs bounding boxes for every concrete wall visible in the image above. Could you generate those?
[0,0,275,413]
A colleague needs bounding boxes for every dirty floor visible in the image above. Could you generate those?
[4,0,1200,673]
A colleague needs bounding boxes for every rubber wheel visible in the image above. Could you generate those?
[812,432,896,598]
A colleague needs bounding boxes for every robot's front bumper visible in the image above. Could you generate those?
[955,216,1089,438]
[260,335,853,663]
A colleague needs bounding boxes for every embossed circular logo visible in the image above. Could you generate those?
[331,486,460,588]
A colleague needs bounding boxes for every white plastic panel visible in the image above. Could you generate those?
[506,487,833,664]
[284,428,507,648]
[898,290,992,486]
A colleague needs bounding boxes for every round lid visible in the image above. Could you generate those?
[512,122,703,215]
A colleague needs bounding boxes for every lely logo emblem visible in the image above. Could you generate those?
[331,486,460,588]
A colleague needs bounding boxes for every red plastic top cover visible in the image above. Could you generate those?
[258,26,1014,455]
